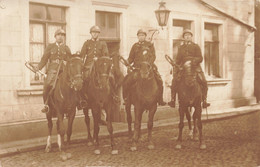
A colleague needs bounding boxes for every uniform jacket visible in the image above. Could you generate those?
[80,39,109,67]
[176,41,203,72]
[38,43,71,72]
[128,41,156,67]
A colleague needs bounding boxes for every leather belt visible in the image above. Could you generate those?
[50,59,60,64]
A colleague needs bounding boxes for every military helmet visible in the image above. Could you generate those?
[182,29,193,37]
[137,29,147,36]
[90,26,101,33]
[54,29,66,37]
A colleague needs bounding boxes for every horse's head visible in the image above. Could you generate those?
[93,56,113,88]
[66,54,83,91]
[183,62,197,88]
[139,61,153,79]
[137,45,154,79]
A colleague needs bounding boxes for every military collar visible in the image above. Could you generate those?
[91,38,99,41]
[55,42,64,47]
[184,41,192,45]
[138,41,145,44]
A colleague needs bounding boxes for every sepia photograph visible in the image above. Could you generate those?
[0,0,260,166]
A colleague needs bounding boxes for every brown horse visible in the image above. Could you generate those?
[175,60,206,150]
[45,55,83,155]
[82,56,118,155]
[122,57,160,151]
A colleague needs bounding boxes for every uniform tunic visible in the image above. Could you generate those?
[38,43,71,86]
[80,39,109,67]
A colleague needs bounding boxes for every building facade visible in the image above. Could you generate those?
[0,0,256,125]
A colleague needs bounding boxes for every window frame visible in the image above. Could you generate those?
[201,17,226,80]
[29,2,66,85]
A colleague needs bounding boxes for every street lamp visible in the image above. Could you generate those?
[154,1,170,29]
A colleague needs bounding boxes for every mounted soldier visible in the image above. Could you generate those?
[168,29,210,108]
[123,29,166,106]
[33,29,72,113]
[79,26,123,117]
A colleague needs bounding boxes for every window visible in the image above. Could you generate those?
[204,23,220,78]
[172,19,192,59]
[96,11,120,41]
[29,3,66,85]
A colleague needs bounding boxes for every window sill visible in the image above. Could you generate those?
[207,78,231,86]
[17,87,43,96]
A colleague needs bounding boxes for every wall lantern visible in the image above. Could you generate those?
[154,1,170,29]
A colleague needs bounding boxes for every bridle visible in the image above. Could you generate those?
[67,56,83,90]
[92,57,113,89]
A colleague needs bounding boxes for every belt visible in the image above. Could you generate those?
[50,59,61,64]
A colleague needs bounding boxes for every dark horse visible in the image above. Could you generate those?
[45,54,83,155]
[82,56,118,155]
[121,55,160,151]
[165,55,206,150]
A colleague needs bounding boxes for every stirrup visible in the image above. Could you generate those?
[41,105,49,113]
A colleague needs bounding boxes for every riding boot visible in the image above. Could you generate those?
[168,91,176,108]
[198,72,210,108]
[158,81,166,106]
[201,84,210,108]
[168,78,178,108]
[42,85,51,113]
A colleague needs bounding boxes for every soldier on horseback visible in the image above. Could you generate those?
[168,29,210,108]
[33,29,72,113]
[78,25,109,109]
[123,29,166,106]
[79,25,123,108]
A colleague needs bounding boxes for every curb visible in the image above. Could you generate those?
[0,105,259,158]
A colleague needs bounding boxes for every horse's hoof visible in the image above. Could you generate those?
[175,144,182,149]
[193,136,199,141]
[87,141,93,146]
[60,154,68,161]
[148,144,155,150]
[45,146,52,153]
[94,149,101,155]
[200,144,206,150]
[130,146,137,151]
[111,150,119,155]
[66,153,72,159]
[189,130,193,138]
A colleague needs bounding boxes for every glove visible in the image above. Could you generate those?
[184,60,191,68]
[33,65,39,72]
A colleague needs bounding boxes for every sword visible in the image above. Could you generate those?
[119,56,134,71]
[25,61,47,78]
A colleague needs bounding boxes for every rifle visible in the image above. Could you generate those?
[164,54,182,70]
[25,61,47,78]
[119,56,134,71]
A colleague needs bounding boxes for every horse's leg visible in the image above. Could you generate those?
[83,108,93,146]
[195,104,206,149]
[126,102,133,139]
[105,105,118,155]
[92,108,101,154]
[147,105,157,150]
[186,107,193,139]
[45,112,53,153]
[56,112,65,152]
[66,107,76,145]
[192,109,198,141]
[176,105,185,149]
[130,105,142,151]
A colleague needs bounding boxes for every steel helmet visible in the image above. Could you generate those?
[54,29,66,37]
[90,26,101,33]
[182,29,193,37]
[137,29,147,36]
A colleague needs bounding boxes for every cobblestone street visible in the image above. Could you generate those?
[1,111,260,167]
